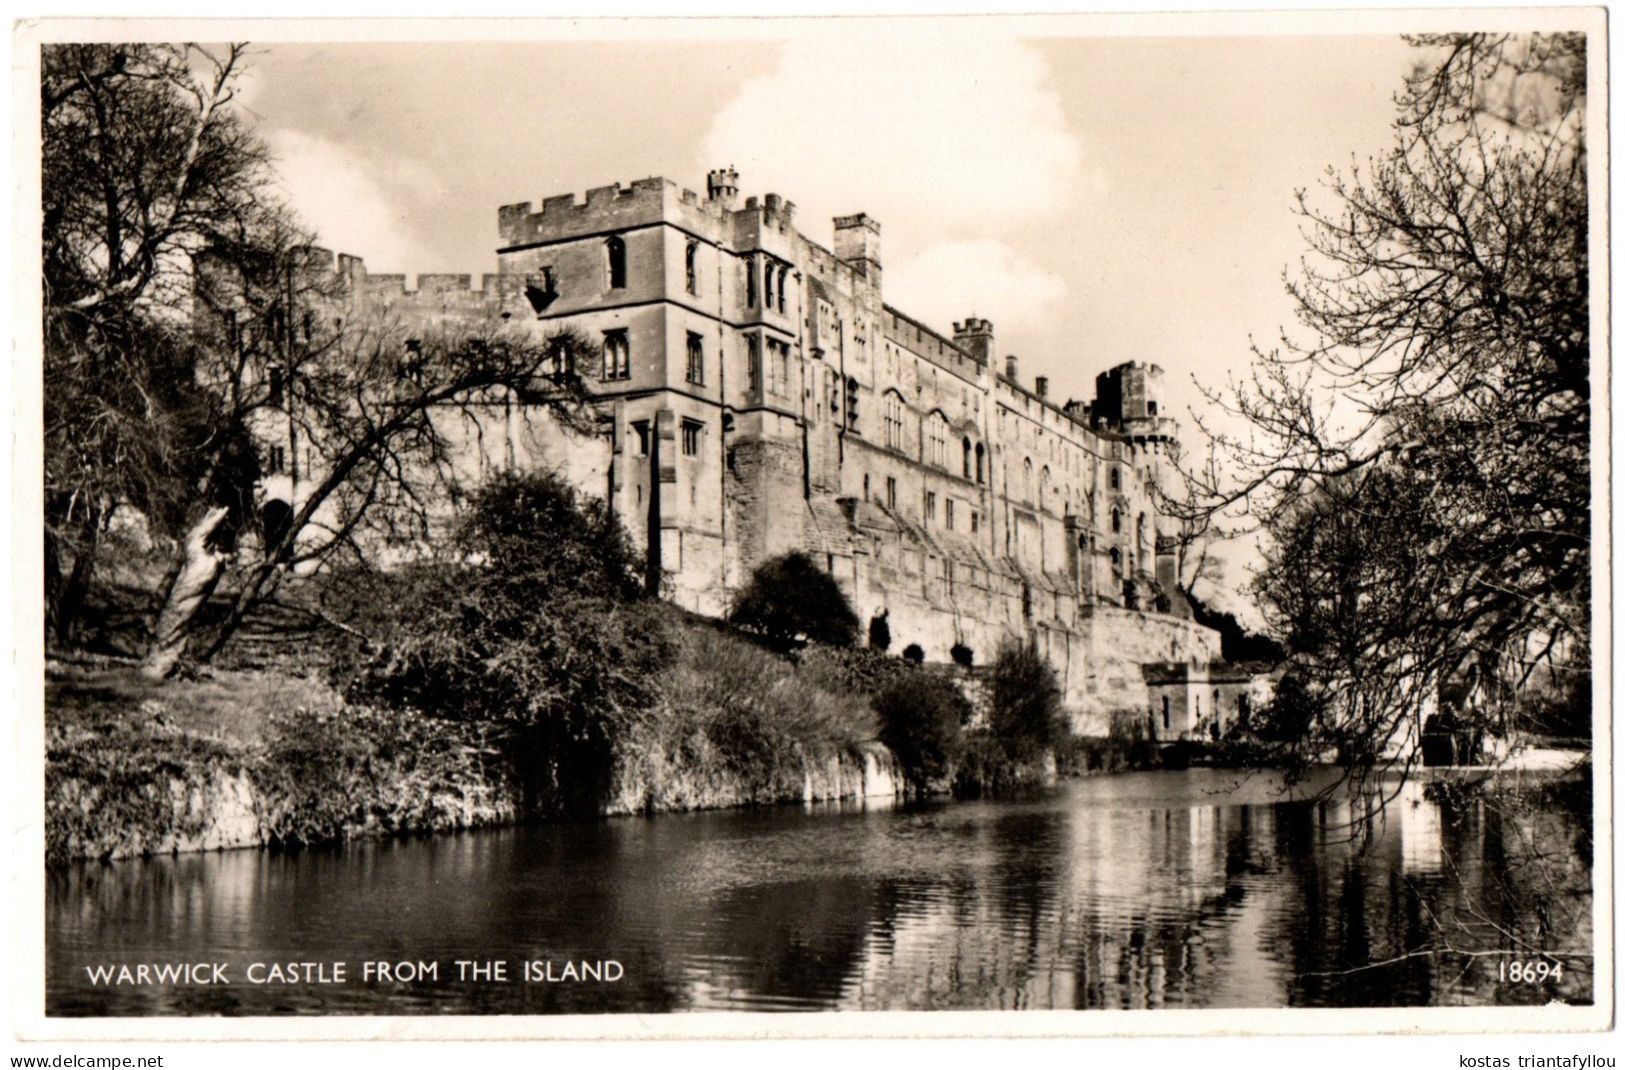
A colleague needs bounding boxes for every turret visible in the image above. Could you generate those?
[706,166,739,208]
[952,318,994,365]
[834,213,881,282]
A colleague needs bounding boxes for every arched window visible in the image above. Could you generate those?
[1109,466,1120,490]
[1111,507,1122,533]
[975,443,985,484]
[1023,458,1034,502]
[1040,466,1051,508]
[776,265,789,313]
[924,412,950,468]
[1109,547,1121,571]
[685,241,699,295]
[604,236,627,290]
[764,260,776,310]
[884,391,906,451]
[962,438,973,479]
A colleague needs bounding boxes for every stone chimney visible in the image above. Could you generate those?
[1035,375,1049,399]
[1005,354,1019,382]
[834,213,881,281]
[952,318,995,365]
[706,166,739,208]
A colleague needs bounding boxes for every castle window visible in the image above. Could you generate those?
[975,443,985,483]
[685,241,699,295]
[266,444,286,475]
[1023,458,1034,502]
[602,329,630,381]
[845,377,860,431]
[765,338,791,395]
[631,421,650,456]
[1111,507,1122,533]
[604,236,627,290]
[763,260,776,310]
[681,419,702,457]
[945,498,955,530]
[1148,401,1158,416]
[745,257,758,307]
[970,510,979,533]
[925,491,936,522]
[1162,696,1170,732]
[886,476,897,510]
[1110,466,1121,490]
[924,412,951,468]
[776,265,789,313]
[746,335,761,396]
[883,391,906,451]
[863,474,870,500]
[1110,546,1121,571]
[686,332,704,386]
[962,438,972,479]
[267,364,285,406]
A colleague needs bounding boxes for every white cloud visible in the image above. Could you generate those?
[264,129,439,275]
[699,28,1092,252]
[885,239,1066,337]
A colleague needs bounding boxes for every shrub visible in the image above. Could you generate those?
[988,639,1069,763]
[729,552,859,648]
[868,611,892,651]
[873,673,970,790]
[950,642,974,667]
[346,471,673,813]
[642,625,878,801]
[901,643,925,664]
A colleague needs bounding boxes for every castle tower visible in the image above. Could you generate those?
[952,318,994,365]
[833,213,881,283]
[707,166,739,208]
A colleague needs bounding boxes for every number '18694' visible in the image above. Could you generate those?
[1499,959,1562,983]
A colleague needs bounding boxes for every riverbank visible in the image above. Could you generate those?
[45,648,907,865]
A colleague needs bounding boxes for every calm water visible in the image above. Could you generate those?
[47,768,1593,1014]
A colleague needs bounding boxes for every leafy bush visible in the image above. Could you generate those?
[729,552,859,648]
[987,639,1069,763]
[901,643,924,664]
[252,703,512,846]
[873,673,969,790]
[950,642,974,667]
[346,470,673,813]
[632,624,878,802]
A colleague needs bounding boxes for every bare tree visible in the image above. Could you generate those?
[1183,33,1589,760]
[43,43,269,643]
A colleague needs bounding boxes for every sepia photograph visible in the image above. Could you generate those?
[13,9,1610,1038]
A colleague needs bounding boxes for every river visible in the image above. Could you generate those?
[46,767,1593,1014]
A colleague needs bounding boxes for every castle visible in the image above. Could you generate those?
[254,169,1258,737]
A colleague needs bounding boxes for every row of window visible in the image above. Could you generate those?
[628,418,706,458]
[605,235,790,316]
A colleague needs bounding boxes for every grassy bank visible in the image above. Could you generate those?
[46,658,520,865]
[45,611,906,865]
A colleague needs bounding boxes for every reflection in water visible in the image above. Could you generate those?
[47,768,1592,1015]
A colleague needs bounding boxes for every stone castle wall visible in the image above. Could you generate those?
[247,170,1225,729]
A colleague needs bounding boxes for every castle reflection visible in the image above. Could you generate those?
[48,768,1591,1015]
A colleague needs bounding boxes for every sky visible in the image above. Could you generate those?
[230,23,1425,619]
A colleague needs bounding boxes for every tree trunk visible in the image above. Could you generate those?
[140,506,232,679]
[52,509,103,647]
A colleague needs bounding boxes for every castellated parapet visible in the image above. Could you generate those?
[253,172,1227,735]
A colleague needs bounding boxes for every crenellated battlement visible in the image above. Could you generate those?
[498,176,721,248]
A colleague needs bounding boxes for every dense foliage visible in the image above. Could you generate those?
[987,639,1069,764]
[728,552,859,648]
[873,673,971,790]
[347,471,672,812]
